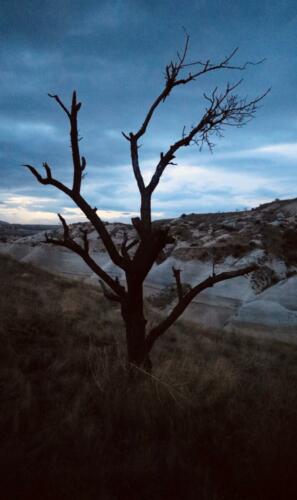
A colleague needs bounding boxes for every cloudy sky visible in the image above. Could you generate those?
[1,0,297,224]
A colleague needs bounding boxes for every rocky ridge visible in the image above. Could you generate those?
[1,197,297,342]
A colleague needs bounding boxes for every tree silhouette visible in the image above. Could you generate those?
[25,34,268,371]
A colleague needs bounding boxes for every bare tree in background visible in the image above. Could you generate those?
[25,34,268,371]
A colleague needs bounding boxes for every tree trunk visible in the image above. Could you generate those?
[140,192,152,233]
[121,275,152,371]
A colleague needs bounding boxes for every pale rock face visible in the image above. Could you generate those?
[225,298,297,344]
[0,197,297,342]
[258,276,297,311]
[249,298,297,326]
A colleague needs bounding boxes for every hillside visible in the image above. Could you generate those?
[1,253,297,500]
[1,197,296,341]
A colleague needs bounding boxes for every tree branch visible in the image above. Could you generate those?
[99,280,123,302]
[126,238,139,252]
[147,83,270,193]
[130,34,264,142]
[145,264,258,353]
[120,231,131,261]
[23,163,72,197]
[49,91,85,195]
[48,93,71,118]
[131,226,175,282]
[129,133,145,193]
[45,214,126,299]
[80,227,89,253]
[120,233,139,260]
[131,216,146,239]
[172,266,183,301]
[121,33,268,230]
[26,91,128,271]
[25,161,127,269]
[121,33,269,199]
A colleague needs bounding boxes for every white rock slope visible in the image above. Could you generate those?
[1,197,296,343]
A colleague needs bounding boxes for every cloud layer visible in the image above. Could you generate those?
[1,0,297,223]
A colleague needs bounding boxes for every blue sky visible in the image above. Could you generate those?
[0,0,297,224]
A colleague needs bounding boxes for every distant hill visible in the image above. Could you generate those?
[0,221,57,241]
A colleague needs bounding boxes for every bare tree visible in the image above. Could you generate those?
[25,35,268,371]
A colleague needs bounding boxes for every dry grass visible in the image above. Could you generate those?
[1,254,297,500]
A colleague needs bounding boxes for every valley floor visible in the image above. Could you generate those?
[1,254,297,500]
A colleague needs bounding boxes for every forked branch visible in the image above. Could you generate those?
[147,82,270,193]
[128,33,264,142]
[48,91,85,194]
[122,33,269,200]
[145,264,258,353]
[45,214,126,299]
[25,91,128,271]
[24,162,72,197]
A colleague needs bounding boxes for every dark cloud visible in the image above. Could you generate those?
[1,0,297,222]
